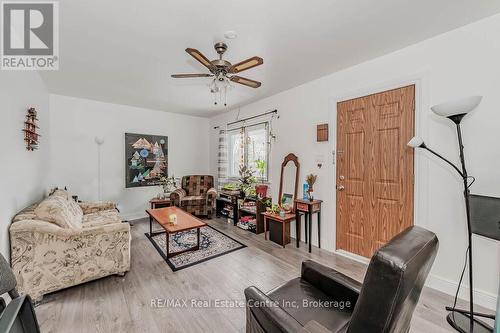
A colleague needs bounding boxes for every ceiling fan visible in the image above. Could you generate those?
[171,42,263,106]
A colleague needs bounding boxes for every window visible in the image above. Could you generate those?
[227,122,269,181]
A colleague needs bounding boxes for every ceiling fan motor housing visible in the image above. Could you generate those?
[214,42,228,56]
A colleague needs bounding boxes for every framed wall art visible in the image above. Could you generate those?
[125,133,168,188]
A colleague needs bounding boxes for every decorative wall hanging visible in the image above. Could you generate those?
[125,133,168,188]
[316,123,328,142]
[23,107,40,151]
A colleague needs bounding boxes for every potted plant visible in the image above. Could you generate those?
[306,174,317,201]
[238,165,257,198]
[266,203,281,215]
[254,159,268,198]
[159,175,177,199]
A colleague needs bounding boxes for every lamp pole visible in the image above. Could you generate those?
[409,96,493,333]
[416,119,493,332]
[454,120,474,331]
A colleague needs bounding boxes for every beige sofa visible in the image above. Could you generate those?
[9,190,130,301]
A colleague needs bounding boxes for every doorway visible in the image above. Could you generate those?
[336,85,415,258]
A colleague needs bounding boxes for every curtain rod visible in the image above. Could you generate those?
[213,109,278,129]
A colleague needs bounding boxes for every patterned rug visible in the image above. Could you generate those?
[145,225,246,271]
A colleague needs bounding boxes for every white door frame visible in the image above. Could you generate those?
[328,70,431,256]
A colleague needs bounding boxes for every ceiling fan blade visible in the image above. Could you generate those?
[185,48,215,71]
[171,73,213,78]
[228,56,263,73]
[230,76,261,88]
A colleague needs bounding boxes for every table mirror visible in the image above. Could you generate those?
[278,153,300,212]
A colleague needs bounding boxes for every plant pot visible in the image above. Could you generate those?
[255,184,268,198]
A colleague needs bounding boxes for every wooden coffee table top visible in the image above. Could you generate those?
[146,206,206,233]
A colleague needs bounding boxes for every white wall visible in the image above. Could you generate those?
[0,71,50,257]
[48,95,210,220]
[210,14,500,308]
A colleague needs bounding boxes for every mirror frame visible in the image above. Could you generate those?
[278,153,300,212]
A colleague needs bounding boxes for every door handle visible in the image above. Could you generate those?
[337,185,345,191]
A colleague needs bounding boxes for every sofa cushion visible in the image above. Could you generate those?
[83,209,121,228]
[180,196,206,207]
[35,196,83,229]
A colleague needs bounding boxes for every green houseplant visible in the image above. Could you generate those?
[254,159,268,198]
[238,165,257,197]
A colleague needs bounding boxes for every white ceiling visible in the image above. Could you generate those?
[40,0,500,117]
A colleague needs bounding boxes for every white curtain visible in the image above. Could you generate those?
[217,129,228,189]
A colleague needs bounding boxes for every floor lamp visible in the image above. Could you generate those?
[408,95,495,333]
[95,136,105,201]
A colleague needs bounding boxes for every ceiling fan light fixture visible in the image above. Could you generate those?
[173,42,263,106]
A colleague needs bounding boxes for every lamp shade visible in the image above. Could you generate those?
[431,96,482,118]
[407,136,424,148]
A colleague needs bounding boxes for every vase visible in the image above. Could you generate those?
[308,189,314,201]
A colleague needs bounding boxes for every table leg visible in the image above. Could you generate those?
[295,211,300,248]
[197,228,200,250]
[166,232,170,258]
[305,214,308,244]
[149,216,152,236]
[282,221,286,248]
[308,211,312,253]
[264,217,268,240]
[317,211,321,249]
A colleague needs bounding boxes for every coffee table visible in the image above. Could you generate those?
[146,207,206,258]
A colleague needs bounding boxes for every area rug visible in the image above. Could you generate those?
[145,225,246,271]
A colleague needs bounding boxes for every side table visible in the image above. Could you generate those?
[149,198,172,209]
[294,199,322,253]
[262,212,296,248]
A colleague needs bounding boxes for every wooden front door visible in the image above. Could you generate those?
[336,85,415,258]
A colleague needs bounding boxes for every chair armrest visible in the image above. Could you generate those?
[301,260,361,306]
[298,321,334,333]
[206,187,217,206]
[78,201,116,214]
[170,188,186,206]
[244,286,303,333]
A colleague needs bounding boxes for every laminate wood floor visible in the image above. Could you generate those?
[35,217,491,333]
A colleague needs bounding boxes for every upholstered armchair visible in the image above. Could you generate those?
[244,226,438,333]
[170,175,217,218]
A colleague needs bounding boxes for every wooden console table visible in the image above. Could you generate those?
[262,212,295,248]
[294,199,322,253]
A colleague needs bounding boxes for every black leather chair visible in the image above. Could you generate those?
[0,253,40,333]
[245,226,439,333]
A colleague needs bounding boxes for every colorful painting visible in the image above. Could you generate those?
[125,133,168,188]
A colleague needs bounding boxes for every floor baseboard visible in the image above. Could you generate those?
[426,274,498,311]
[121,212,148,221]
[335,250,497,311]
